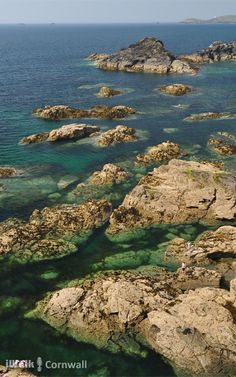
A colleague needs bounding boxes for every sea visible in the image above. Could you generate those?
[0,23,236,377]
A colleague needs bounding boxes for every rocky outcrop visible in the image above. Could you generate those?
[166,225,236,264]
[89,164,128,185]
[0,365,36,377]
[0,200,112,263]
[93,38,197,75]
[160,83,192,96]
[97,86,123,98]
[184,112,234,121]
[140,285,236,376]
[136,141,181,165]
[108,159,236,234]
[208,138,236,155]
[33,105,136,121]
[30,266,236,376]
[30,267,221,350]
[98,125,137,147]
[20,124,100,144]
[180,40,236,64]
[0,167,17,177]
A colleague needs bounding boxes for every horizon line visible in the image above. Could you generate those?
[0,21,236,25]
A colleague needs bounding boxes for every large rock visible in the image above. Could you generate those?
[136,141,181,165]
[0,167,17,177]
[20,124,100,144]
[89,164,128,185]
[140,285,236,376]
[33,105,136,121]
[30,267,221,354]
[93,38,197,74]
[97,86,123,98]
[29,266,236,376]
[180,40,236,64]
[98,125,137,147]
[108,159,236,234]
[0,200,112,263]
[184,112,234,121]
[160,83,192,96]
[166,225,236,264]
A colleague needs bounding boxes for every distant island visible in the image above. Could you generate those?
[180,15,236,24]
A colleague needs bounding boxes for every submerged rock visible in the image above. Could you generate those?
[166,225,236,264]
[20,124,100,144]
[97,86,123,98]
[93,38,197,74]
[136,141,181,165]
[0,167,17,178]
[179,40,236,64]
[185,112,234,121]
[29,266,236,377]
[89,164,128,185]
[208,132,236,156]
[160,83,192,96]
[208,138,236,155]
[33,105,136,121]
[98,125,137,147]
[108,159,236,234]
[0,200,112,263]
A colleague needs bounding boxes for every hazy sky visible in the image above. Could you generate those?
[0,0,236,24]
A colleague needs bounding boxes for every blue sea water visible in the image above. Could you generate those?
[0,24,236,377]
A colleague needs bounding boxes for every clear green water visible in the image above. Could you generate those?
[0,24,236,376]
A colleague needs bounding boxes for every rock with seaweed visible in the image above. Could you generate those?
[0,200,112,263]
[33,105,136,121]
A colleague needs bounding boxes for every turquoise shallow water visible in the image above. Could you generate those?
[0,24,236,376]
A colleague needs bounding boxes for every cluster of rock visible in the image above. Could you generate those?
[0,167,17,177]
[136,141,181,165]
[184,112,234,121]
[89,164,128,185]
[160,83,192,96]
[98,125,137,147]
[97,86,123,98]
[20,124,100,145]
[30,266,236,376]
[208,132,236,155]
[107,159,236,234]
[180,40,236,63]
[90,38,197,74]
[0,200,112,263]
[33,105,136,120]
[166,225,236,265]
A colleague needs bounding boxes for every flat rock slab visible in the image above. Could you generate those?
[108,159,236,234]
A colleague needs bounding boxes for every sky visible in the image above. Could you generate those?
[0,0,236,24]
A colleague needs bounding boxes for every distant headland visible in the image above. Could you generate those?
[180,15,236,24]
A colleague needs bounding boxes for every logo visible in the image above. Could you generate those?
[5,357,88,372]
[36,357,43,372]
